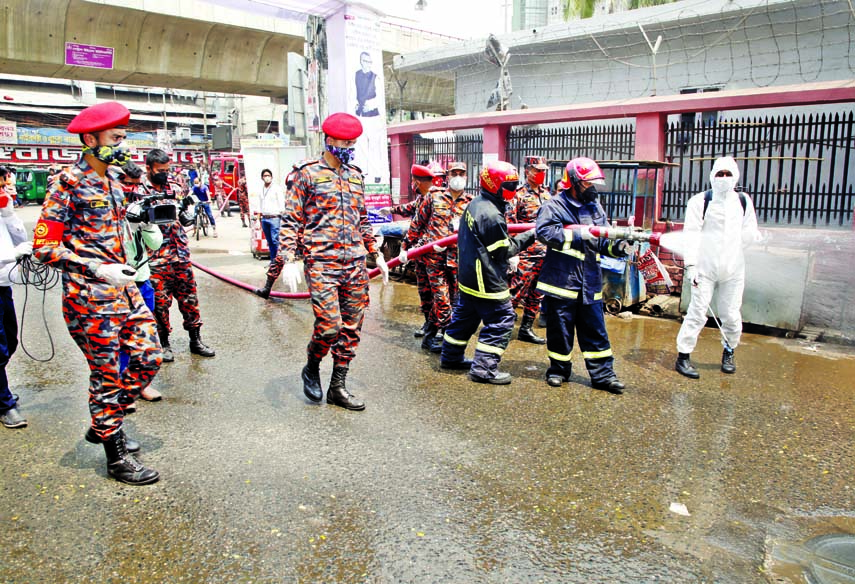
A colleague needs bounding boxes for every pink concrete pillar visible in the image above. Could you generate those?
[389,133,412,204]
[483,124,510,162]
[634,112,667,228]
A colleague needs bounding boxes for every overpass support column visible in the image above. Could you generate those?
[389,133,412,204]
[634,112,667,229]
[483,124,510,164]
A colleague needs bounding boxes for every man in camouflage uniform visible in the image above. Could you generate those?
[237,176,250,228]
[506,155,551,344]
[279,113,389,411]
[143,149,216,361]
[33,102,161,485]
[404,161,473,353]
[380,163,437,338]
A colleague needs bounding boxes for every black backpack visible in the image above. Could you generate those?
[702,189,747,219]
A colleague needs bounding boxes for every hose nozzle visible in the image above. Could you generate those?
[589,225,661,246]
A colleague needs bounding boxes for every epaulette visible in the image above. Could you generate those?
[345,162,363,174]
[296,159,319,171]
[105,167,122,181]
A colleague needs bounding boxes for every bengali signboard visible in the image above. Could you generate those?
[0,122,17,145]
[0,145,203,166]
[65,43,114,69]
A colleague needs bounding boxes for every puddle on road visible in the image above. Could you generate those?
[772,532,855,583]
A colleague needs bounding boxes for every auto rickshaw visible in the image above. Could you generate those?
[15,168,49,205]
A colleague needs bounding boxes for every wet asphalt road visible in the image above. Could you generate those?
[1,211,853,583]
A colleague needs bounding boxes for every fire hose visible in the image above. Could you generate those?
[190,223,661,300]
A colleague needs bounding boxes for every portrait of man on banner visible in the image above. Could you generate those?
[355,51,380,118]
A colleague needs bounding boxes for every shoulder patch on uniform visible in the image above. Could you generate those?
[296,159,320,170]
[347,177,363,185]
[345,162,363,173]
[59,169,83,187]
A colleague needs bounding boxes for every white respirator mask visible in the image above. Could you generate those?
[448,176,467,192]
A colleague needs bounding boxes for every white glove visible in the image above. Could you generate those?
[579,225,596,242]
[685,265,698,288]
[13,241,33,259]
[619,240,638,255]
[282,262,302,293]
[375,254,390,285]
[433,244,447,253]
[96,263,136,287]
[397,248,409,266]
[508,255,520,273]
[377,207,392,217]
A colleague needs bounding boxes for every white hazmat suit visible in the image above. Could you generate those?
[676,156,762,355]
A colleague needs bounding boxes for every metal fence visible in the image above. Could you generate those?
[408,112,855,228]
[662,112,855,227]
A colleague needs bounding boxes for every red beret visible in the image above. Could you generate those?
[67,101,130,134]
[411,164,434,178]
[322,112,363,140]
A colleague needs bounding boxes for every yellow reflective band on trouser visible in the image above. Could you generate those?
[486,238,510,252]
[443,334,468,346]
[475,342,505,356]
[476,258,484,293]
[594,291,603,301]
[582,348,613,360]
[548,351,572,362]
[535,281,579,299]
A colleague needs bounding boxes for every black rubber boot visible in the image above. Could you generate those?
[592,378,625,395]
[413,318,429,338]
[675,352,700,378]
[103,432,159,485]
[421,324,439,350]
[327,366,365,411]
[429,329,445,353]
[189,328,215,357]
[253,276,276,299]
[517,315,546,344]
[158,328,174,363]
[241,218,247,228]
[86,427,140,453]
[537,312,547,328]
[302,358,323,402]
[721,348,736,374]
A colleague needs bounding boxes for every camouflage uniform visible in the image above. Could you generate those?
[237,177,250,223]
[389,195,432,320]
[142,180,203,335]
[280,157,377,366]
[405,187,473,330]
[507,184,551,320]
[33,158,161,439]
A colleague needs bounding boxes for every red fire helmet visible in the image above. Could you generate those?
[562,157,606,189]
[479,160,520,200]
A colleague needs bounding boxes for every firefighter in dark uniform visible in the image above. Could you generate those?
[535,157,636,395]
[440,161,535,385]
[143,149,216,361]
[33,102,161,485]
[278,112,389,411]
[506,155,551,344]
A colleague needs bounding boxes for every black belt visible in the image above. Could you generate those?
[261,214,280,219]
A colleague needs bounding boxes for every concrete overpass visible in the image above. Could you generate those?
[0,0,454,114]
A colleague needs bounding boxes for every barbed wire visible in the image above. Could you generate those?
[402,0,854,113]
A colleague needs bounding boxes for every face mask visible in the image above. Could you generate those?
[263,176,272,185]
[150,171,169,186]
[712,176,737,194]
[578,185,598,204]
[326,144,355,165]
[85,142,131,166]
[500,181,519,201]
[448,176,467,191]
[531,171,546,186]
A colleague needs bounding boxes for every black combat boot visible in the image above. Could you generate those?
[517,315,546,344]
[102,432,159,485]
[241,218,247,228]
[189,328,216,357]
[421,324,439,350]
[413,317,429,338]
[592,378,625,395]
[327,366,365,411]
[253,276,276,299]
[158,328,174,363]
[721,348,736,374]
[302,358,323,402]
[429,329,445,353]
[675,352,700,379]
[86,427,140,453]
[537,312,547,328]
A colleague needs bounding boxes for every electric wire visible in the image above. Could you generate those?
[13,255,60,362]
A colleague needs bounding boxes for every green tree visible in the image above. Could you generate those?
[563,0,677,20]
